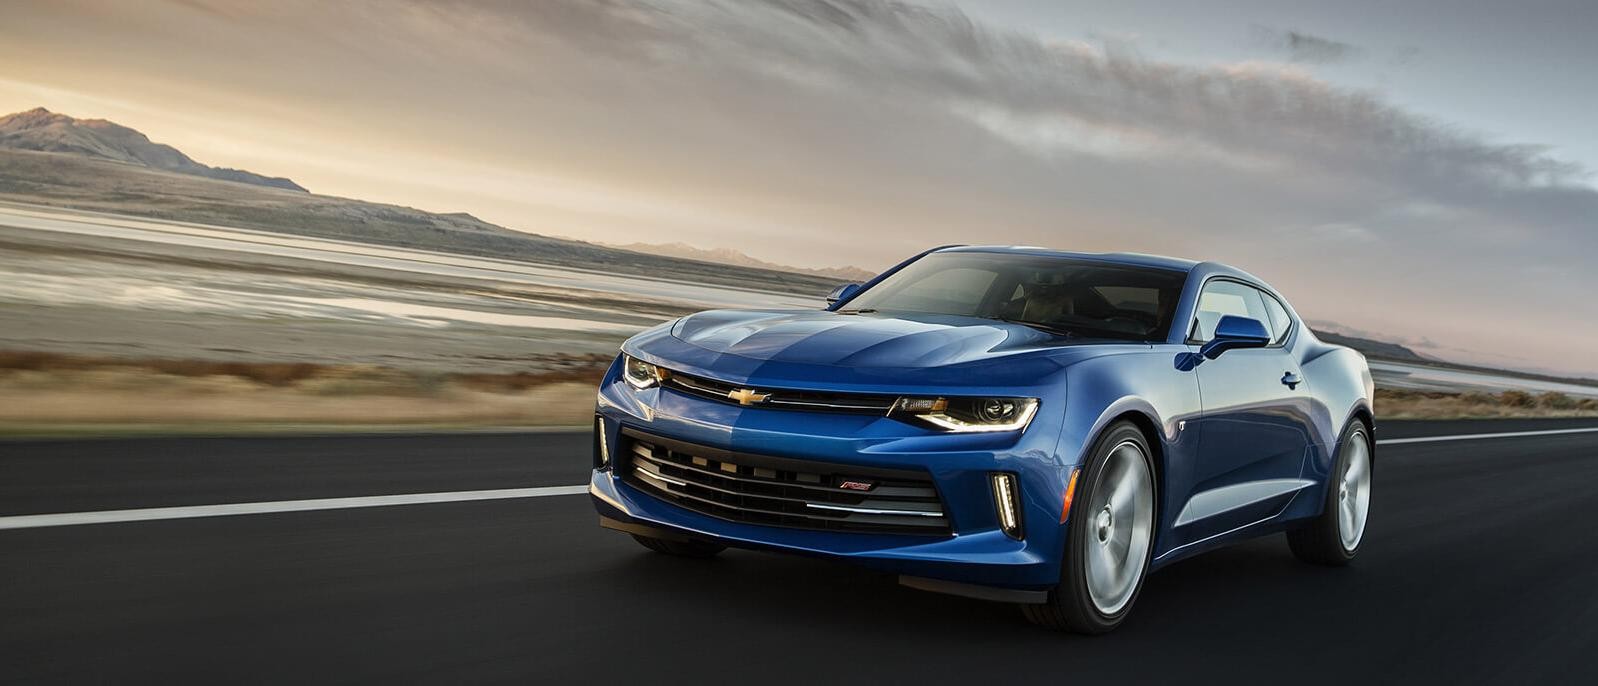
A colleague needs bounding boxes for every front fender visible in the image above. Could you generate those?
[1048,345,1204,562]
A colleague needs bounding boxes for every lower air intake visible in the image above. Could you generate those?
[620,428,950,536]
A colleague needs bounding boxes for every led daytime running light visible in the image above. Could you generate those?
[892,396,1039,433]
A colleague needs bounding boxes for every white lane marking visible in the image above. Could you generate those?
[1377,426,1598,445]
[0,485,588,531]
[3,426,1597,531]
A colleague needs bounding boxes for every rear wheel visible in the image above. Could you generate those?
[1287,420,1372,566]
[631,534,725,558]
[1022,422,1156,634]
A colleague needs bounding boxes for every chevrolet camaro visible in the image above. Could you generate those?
[589,246,1375,633]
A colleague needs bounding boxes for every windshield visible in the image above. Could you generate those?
[841,252,1188,341]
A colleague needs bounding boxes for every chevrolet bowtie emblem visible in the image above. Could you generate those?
[726,388,771,406]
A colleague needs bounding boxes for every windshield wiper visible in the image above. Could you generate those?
[836,308,878,315]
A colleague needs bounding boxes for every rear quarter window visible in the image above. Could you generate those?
[1262,293,1294,344]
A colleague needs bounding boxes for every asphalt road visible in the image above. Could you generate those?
[3,419,1596,684]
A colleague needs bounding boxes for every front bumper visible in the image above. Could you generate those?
[591,364,1075,593]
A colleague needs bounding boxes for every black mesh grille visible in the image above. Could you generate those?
[620,428,950,536]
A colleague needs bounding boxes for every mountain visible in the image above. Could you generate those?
[0,108,305,192]
[1309,329,1429,362]
[610,241,876,283]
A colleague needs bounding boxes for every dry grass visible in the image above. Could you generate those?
[0,351,610,427]
[1378,389,1598,419]
[0,351,327,386]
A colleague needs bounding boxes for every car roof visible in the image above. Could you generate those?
[934,245,1200,273]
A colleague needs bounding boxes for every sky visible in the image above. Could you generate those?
[0,0,1594,376]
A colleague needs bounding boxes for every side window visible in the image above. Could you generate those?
[1261,292,1293,345]
[1190,280,1272,342]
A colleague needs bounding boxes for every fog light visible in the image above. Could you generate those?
[595,416,610,469]
[991,472,1023,539]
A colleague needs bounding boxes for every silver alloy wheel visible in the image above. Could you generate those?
[1084,440,1154,615]
[1337,431,1372,551]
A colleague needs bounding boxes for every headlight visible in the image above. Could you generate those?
[891,396,1039,433]
[622,354,668,390]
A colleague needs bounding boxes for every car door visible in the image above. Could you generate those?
[1179,279,1316,538]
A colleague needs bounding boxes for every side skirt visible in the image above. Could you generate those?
[1154,487,1310,565]
[1173,478,1315,526]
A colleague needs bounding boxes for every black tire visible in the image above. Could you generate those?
[631,534,725,558]
[1022,422,1156,634]
[1287,419,1372,566]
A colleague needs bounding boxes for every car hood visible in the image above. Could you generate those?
[670,309,1105,368]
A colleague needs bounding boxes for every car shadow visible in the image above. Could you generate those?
[598,533,1368,642]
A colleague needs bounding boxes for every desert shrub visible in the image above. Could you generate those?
[1537,392,1577,410]
[0,351,65,371]
[454,367,608,393]
[0,350,327,386]
[1459,391,1496,405]
[1579,398,1598,411]
[296,367,428,396]
[148,359,323,386]
[412,371,449,394]
[1374,388,1446,403]
[1499,390,1536,408]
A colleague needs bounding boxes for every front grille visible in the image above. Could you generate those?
[621,428,950,535]
[664,371,898,414]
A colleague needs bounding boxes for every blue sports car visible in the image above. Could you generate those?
[590,246,1375,633]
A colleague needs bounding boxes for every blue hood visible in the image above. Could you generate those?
[671,309,1070,367]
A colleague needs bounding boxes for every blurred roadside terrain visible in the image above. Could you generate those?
[0,195,819,430]
[2,108,1595,432]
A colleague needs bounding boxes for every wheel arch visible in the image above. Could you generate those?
[1343,402,1376,467]
[1106,409,1166,497]
[1076,408,1168,538]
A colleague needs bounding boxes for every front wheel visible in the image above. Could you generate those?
[1022,422,1156,634]
[1287,420,1372,566]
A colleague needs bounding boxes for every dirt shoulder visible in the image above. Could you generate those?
[1377,389,1598,419]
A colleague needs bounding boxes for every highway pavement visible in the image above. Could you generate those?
[3,419,1597,684]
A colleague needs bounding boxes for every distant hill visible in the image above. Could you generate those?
[1310,329,1428,362]
[611,241,875,283]
[0,108,305,192]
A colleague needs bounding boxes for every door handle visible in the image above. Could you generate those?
[1281,371,1302,390]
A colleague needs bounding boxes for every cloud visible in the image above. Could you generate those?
[1250,25,1361,64]
[535,1,1595,241]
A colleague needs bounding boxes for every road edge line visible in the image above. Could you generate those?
[0,485,589,531]
[1377,426,1598,445]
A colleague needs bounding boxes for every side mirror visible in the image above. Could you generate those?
[1199,315,1271,359]
[826,283,862,306]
